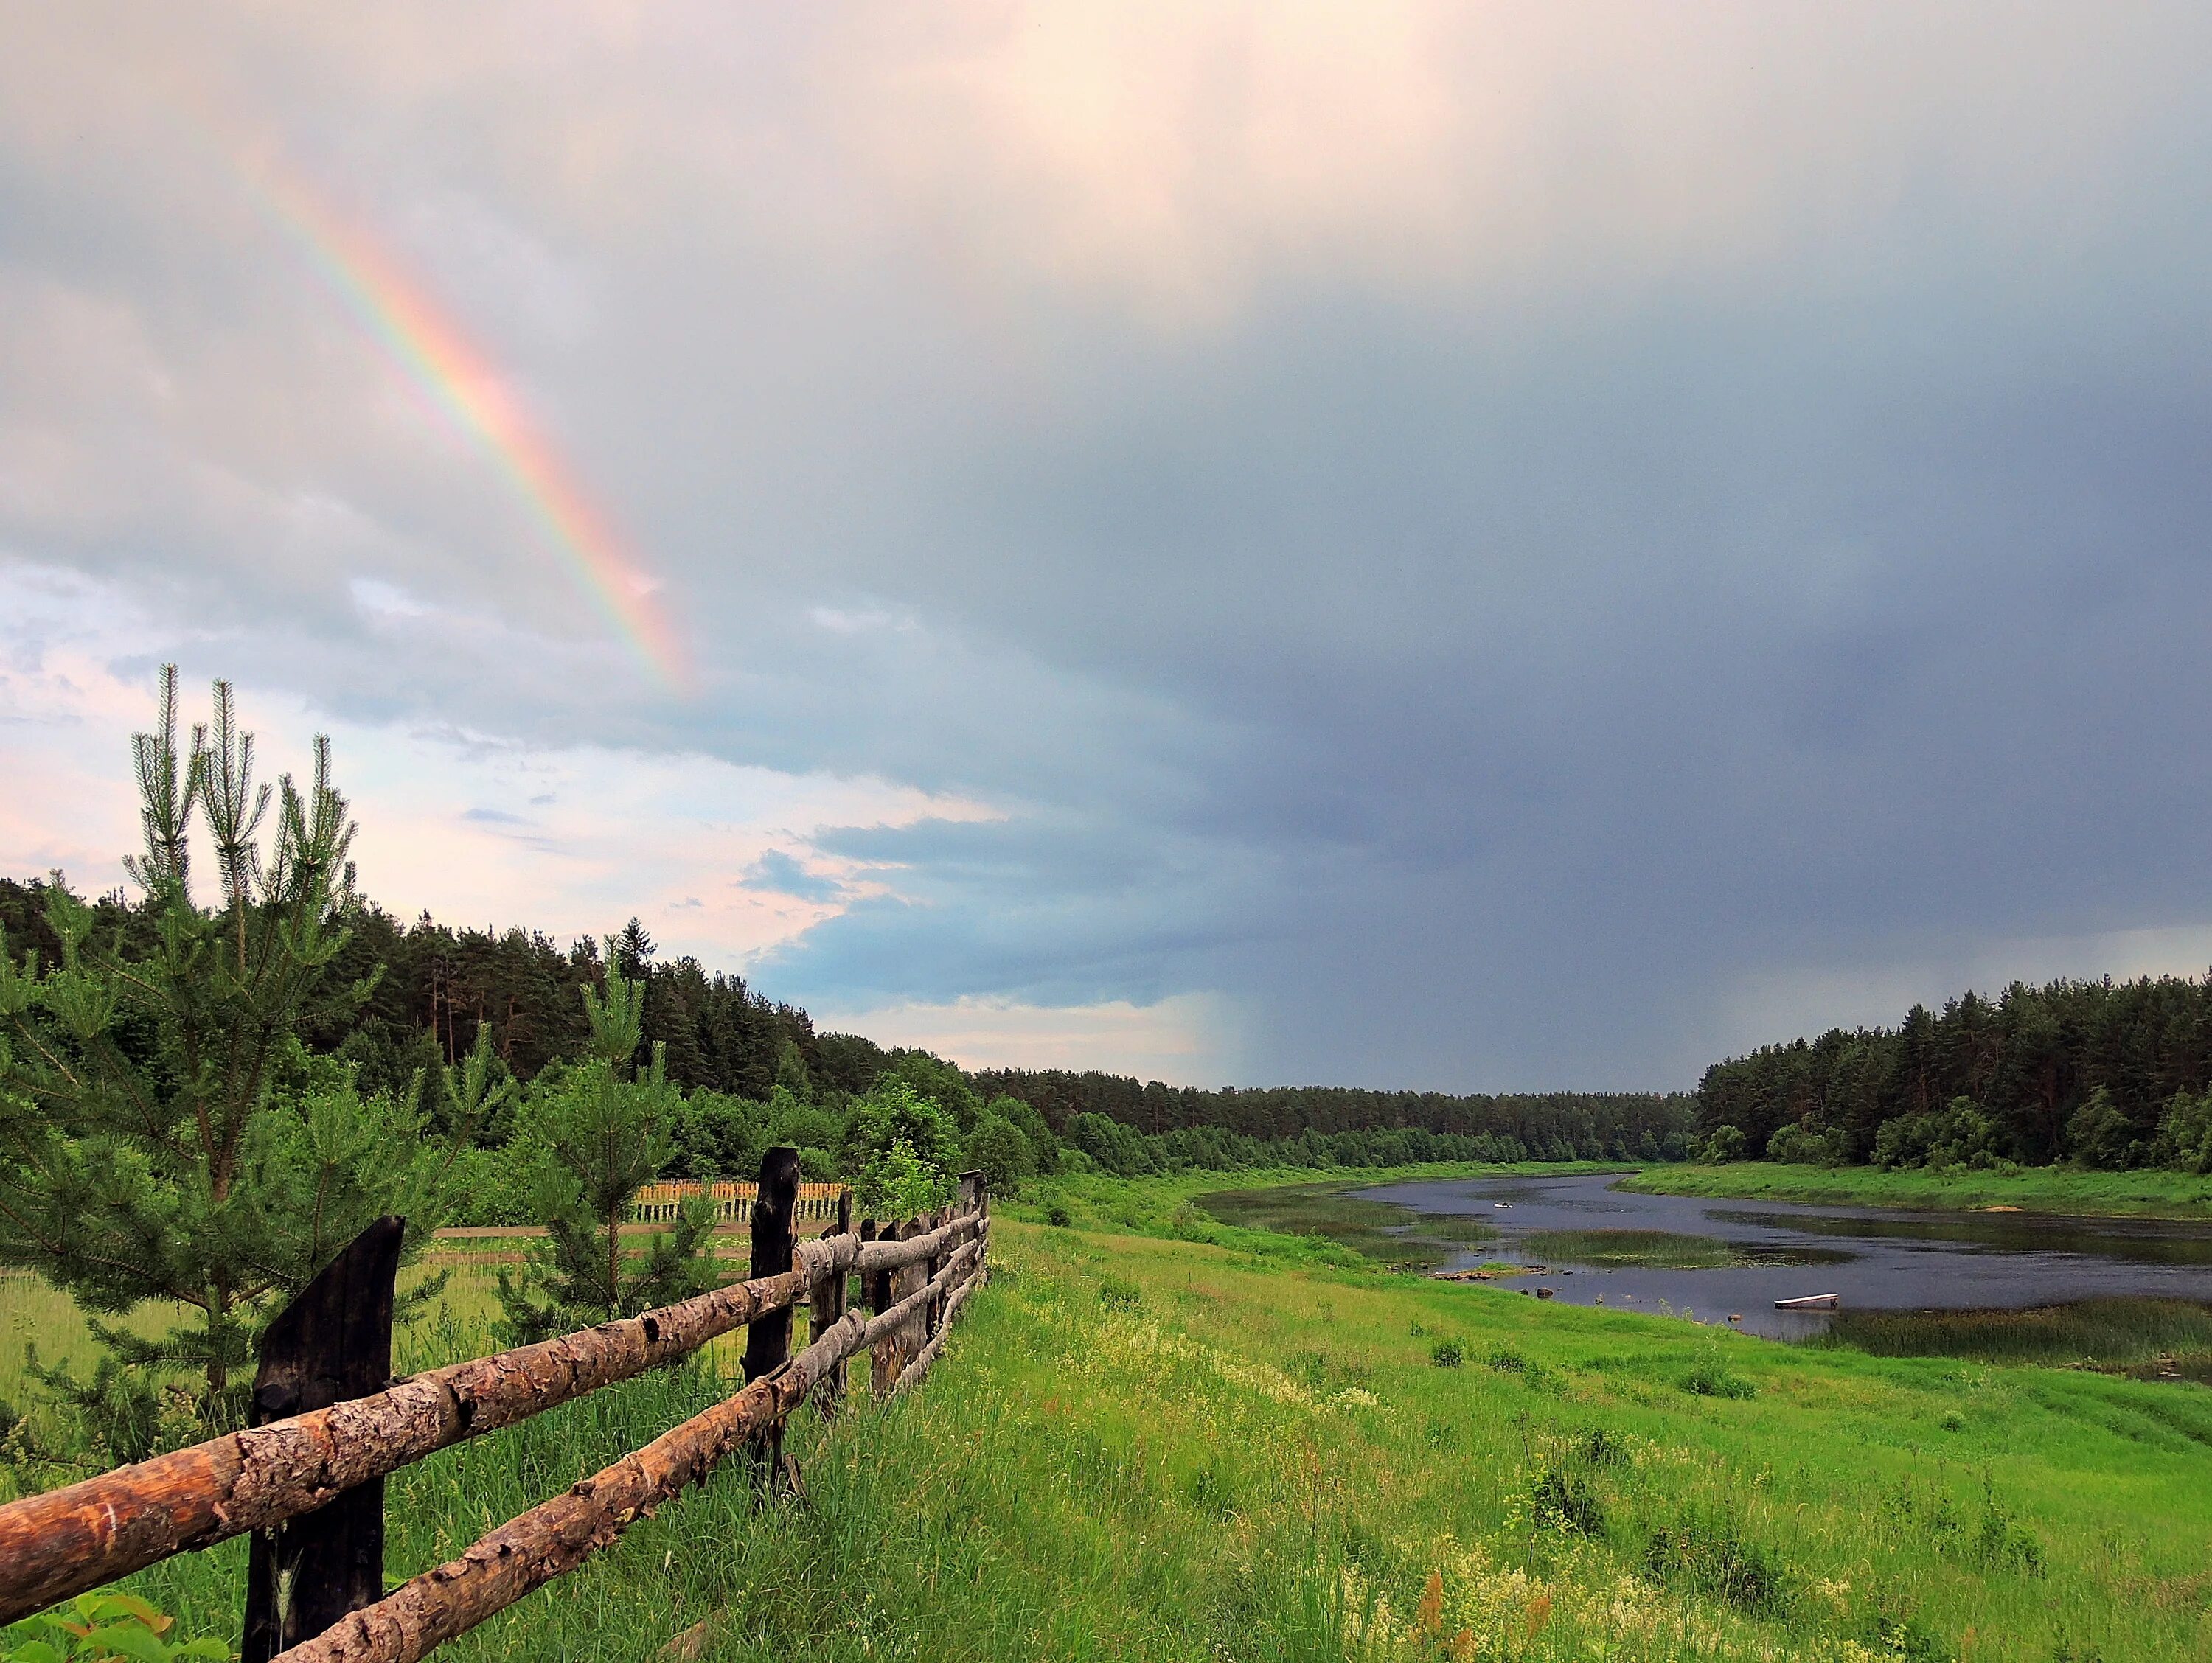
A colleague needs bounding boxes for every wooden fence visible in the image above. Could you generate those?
[629,1179,850,1225]
[0,1151,989,1663]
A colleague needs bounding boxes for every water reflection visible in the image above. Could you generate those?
[1349,1172,2212,1339]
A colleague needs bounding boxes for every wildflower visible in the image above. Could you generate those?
[1525,1591,1554,1639]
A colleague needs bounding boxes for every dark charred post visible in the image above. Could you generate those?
[242,1216,405,1663]
[742,1148,801,1493]
[812,1188,853,1417]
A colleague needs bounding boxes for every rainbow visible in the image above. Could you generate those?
[246,156,688,690]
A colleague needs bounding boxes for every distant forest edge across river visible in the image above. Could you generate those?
[19,869,2212,1199]
[1696,975,2212,1177]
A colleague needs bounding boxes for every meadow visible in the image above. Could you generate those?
[1624,1161,2212,1221]
[4,1166,2211,1661]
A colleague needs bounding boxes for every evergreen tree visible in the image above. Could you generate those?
[610,917,656,980]
[495,971,714,1342]
[0,670,473,1431]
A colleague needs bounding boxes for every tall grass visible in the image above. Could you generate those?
[1821,1296,2212,1377]
[1624,1161,2212,1220]
[7,1171,2212,1659]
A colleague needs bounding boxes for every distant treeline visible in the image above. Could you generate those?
[970,1069,1694,1170]
[0,874,1693,1181]
[1697,976,2212,1174]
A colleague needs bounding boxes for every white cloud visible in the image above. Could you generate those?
[813,992,1245,1087]
[0,559,995,971]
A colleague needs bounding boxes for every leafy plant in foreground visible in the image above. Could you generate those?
[1,1592,229,1663]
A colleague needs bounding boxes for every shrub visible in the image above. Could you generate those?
[855,1135,950,1221]
[1530,1468,1607,1537]
[1044,1199,1074,1227]
[1579,1426,1625,1466]
[1968,1496,2045,1576]
[1682,1362,1756,1399]
[1098,1277,1143,1311]
[1429,1339,1464,1368]
[1644,1521,1789,1614]
[2066,1087,2154,1171]
[1698,1125,1747,1163]
[1875,1098,2001,1171]
[1764,1120,1843,1166]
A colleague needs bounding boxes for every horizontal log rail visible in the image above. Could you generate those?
[850,1208,982,1274]
[276,1235,989,1663]
[0,1174,989,1639]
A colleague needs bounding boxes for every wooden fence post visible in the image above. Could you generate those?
[742,1148,800,1494]
[241,1216,404,1663]
[872,1219,917,1402]
[812,1188,852,1418]
[961,1171,988,1288]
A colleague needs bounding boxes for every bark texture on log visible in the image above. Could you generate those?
[849,1210,980,1274]
[271,1306,875,1663]
[0,1204,986,1632]
[0,1239,853,1625]
[892,1258,983,1398]
[858,1235,982,1353]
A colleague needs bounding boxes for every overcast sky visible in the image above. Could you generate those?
[4,5,2211,1090]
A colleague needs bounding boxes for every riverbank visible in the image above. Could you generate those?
[10,1165,2211,1659]
[1619,1160,2212,1220]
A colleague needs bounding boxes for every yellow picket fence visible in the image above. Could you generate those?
[629,1179,849,1224]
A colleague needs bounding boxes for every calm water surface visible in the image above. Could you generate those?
[1356,1171,2212,1339]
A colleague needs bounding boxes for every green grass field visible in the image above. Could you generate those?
[5,1167,2212,1661]
[1624,1161,2212,1220]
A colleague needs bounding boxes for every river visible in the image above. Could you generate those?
[1354,1171,2212,1339]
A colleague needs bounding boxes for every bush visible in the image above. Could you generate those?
[1044,1199,1074,1227]
[1579,1426,1625,1466]
[855,1135,949,1220]
[1530,1468,1607,1536]
[1429,1339,1464,1368]
[1098,1277,1143,1311]
[1764,1120,1843,1166]
[1682,1361,1756,1399]
[1874,1098,2001,1171]
[1644,1521,1789,1614]
[2156,1090,2212,1173]
[1698,1126,1747,1163]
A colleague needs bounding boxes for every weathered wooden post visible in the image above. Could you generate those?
[953,1170,984,1308]
[742,1147,800,1493]
[871,1217,917,1402]
[241,1216,404,1663]
[812,1187,853,1418]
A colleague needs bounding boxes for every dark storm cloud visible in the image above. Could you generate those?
[7,4,2212,1085]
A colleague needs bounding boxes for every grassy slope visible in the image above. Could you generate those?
[13,1176,2212,1654]
[10,1165,2211,1660]
[1621,1161,2212,1219]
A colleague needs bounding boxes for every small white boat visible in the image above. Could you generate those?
[1773,1293,1840,1311]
